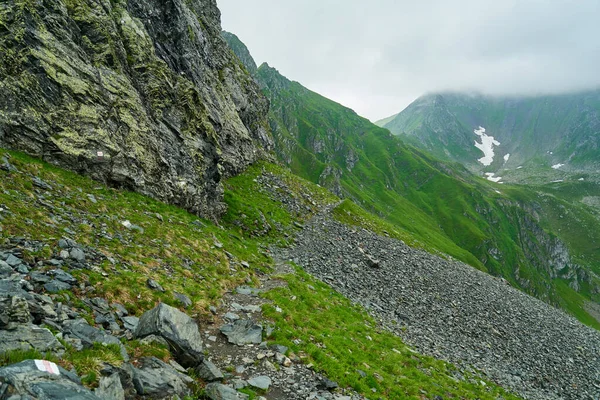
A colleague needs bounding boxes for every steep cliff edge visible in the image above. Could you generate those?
[0,0,272,218]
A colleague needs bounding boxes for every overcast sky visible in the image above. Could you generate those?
[217,0,600,121]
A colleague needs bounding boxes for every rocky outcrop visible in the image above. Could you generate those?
[221,31,258,76]
[0,0,272,218]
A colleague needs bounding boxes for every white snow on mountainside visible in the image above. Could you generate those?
[474,127,500,166]
[485,172,503,183]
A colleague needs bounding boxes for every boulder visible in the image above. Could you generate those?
[130,357,193,399]
[0,359,101,399]
[135,303,203,367]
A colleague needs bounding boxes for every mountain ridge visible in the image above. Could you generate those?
[381,91,600,183]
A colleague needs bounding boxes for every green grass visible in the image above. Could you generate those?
[0,147,527,398]
[0,150,275,316]
[0,343,123,388]
[263,267,521,400]
[0,349,59,367]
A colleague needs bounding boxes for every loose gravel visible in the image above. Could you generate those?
[280,208,600,400]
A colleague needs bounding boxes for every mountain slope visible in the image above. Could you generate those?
[0,0,272,218]
[222,33,600,328]
[382,92,600,181]
[0,148,526,400]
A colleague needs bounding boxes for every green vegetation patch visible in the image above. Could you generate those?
[263,268,521,400]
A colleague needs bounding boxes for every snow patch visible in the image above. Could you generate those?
[495,190,502,194]
[579,178,585,181]
[504,154,510,162]
[551,180,564,183]
[552,163,564,170]
[516,166,523,170]
[473,127,500,166]
[485,172,503,183]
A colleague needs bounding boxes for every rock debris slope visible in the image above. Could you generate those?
[282,209,600,400]
[0,0,272,218]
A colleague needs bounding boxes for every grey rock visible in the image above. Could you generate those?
[5,253,22,267]
[223,312,240,322]
[0,295,31,327]
[196,359,224,382]
[112,303,129,317]
[1,156,18,172]
[174,292,192,308]
[44,279,72,293]
[135,303,203,367]
[0,260,12,277]
[205,383,250,400]
[317,378,339,391]
[146,278,165,292]
[30,272,51,283]
[365,254,380,268]
[248,375,272,390]
[96,372,125,400]
[220,319,263,345]
[0,359,101,399]
[32,177,53,190]
[121,316,139,332]
[69,248,86,262]
[230,303,261,313]
[91,297,110,311]
[50,269,78,284]
[270,344,288,354]
[16,263,29,274]
[131,357,193,399]
[0,325,64,355]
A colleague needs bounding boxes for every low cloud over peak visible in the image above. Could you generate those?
[218,0,600,121]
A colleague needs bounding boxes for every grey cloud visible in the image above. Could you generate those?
[217,0,600,120]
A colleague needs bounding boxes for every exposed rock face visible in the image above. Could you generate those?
[0,0,272,218]
[221,31,258,76]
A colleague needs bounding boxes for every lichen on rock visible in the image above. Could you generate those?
[0,0,272,218]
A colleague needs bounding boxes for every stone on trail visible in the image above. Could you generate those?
[220,319,263,345]
[205,382,250,400]
[196,359,224,382]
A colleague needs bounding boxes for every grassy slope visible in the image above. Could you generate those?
[0,148,520,399]
[257,66,600,329]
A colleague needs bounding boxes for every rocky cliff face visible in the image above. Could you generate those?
[0,0,272,218]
